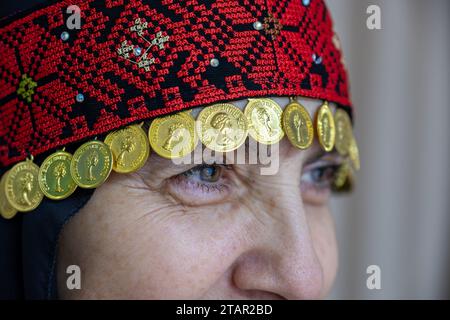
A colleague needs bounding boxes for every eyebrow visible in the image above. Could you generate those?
[304,147,341,166]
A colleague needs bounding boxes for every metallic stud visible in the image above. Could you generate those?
[210,58,220,67]
[134,47,142,56]
[253,21,263,31]
[302,0,311,6]
[76,93,85,103]
[312,53,322,64]
[60,31,69,41]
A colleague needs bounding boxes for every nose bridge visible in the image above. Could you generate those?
[258,182,324,299]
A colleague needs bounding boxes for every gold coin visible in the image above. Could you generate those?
[332,162,354,193]
[244,98,284,145]
[149,112,198,159]
[281,98,314,149]
[316,101,336,152]
[5,159,44,212]
[334,109,352,156]
[38,151,77,200]
[0,171,17,219]
[70,140,113,189]
[349,136,360,171]
[333,162,350,189]
[197,103,248,152]
[105,125,150,173]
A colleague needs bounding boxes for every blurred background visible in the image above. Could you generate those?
[327,0,450,299]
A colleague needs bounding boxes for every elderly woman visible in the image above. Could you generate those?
[0,0,358,299]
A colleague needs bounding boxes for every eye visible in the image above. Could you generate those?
[303,164,339,188]
[167,164,231,205]
[301,161,341,204]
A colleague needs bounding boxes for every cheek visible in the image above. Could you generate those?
[58,175,247,299]
[130,209,243,299]
[304,204,338,297]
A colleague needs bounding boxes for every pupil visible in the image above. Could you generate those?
[312,168,324,181]
[312,166,336,183]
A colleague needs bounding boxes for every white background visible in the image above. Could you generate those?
[327,0,450,299]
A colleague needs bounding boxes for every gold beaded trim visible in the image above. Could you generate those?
[0,98,359,219]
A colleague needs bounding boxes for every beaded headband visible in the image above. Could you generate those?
[0,96,360,218]
[0,0,357,218]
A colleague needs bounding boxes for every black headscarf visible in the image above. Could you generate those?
[0,180,94,299]
[1,153,95,299]
[0,2,94,297]
[0,0,96,294]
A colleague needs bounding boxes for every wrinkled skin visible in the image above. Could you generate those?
[57,97,340,299]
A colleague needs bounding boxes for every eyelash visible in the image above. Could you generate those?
[173,164,229,195]
[174,162,340,196]
[300,163,340,199]
[301,163,341,192]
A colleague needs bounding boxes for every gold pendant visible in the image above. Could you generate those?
[149,112,198,159]
[349,136,360,171]
[105,124,150,173]
[334,109,352,156]
[0,171,18,219]
[332,162,354,192]
[333,162,350,189]
[244,98,284,145]
[197,103,248,152]
[282,98,314,149]
[70,140,113,189]
[4,157,44,212]
[38,150,77,200]
[315,101,336,152]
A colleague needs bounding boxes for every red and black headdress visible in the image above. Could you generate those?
[0,0,351,168]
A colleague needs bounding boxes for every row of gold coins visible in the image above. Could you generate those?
[0,97,359,219]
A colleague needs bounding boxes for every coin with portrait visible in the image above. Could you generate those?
[105,125,150,173]
[244,98,284,145]
[148,112,197,159]
[5,159,44,212]
[197,103,248,153]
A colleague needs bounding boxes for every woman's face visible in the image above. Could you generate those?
[57,97,341,299]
